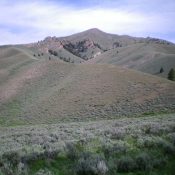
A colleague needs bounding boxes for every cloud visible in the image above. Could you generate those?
[0,0,175,45]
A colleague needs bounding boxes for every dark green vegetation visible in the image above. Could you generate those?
[168,68,175,81]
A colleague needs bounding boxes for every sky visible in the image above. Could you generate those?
[0,0,175,45]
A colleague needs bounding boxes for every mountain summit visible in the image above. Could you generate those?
[26,28,175,77]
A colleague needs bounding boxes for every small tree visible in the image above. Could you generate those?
[48,49,53,55]
[168,68,175,81]
[53,51,58,56]
[160,67,164,73]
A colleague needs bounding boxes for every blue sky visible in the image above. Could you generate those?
[0,0,175,45]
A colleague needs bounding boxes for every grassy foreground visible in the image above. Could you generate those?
[0,113,175,174]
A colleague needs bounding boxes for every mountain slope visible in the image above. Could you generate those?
[26,28,175,77]
[0,57,174,126]
[86,43,175,77]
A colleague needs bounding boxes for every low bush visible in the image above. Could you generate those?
[136,152,152,171]
[0,151,21,175]
[106,158,117,174]
[168,133,175,146]
[156,140,175,154]
[152,157,167,169]
[2,151,20,166]
[102,142,127,158]
[161,142,174,155]
[117,156,136,172]
[34,169,53,175]
[65,142,79,160]
[75,152,108,175]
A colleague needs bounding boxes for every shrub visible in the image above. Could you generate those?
[156,140,175,154]
[97,160,108,175]
[117,156,136,172]
[35,169,53,175]
[110,130,125,140]
[102,142,127,158]
[168,68,175,81]
[53,51,58,56]
[107,158,117,174]
[160,67,164,73]
[48,49,53,55]
[0,151,21,175]
[152,157,167,168]
[2,151,20,167]
[137,137,155,148]
[168,133,175,146]
[65,142,79,160]
[161,142,174,154]
[75,152,108,175]
[136,152,152,171]
[142,125,151,134]
[17,162,27,175]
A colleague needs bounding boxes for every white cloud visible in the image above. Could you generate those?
[0,0,175,44]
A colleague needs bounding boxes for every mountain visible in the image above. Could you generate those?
[1,28,175,175]
[26,28,175,77]
[0,29,175,126]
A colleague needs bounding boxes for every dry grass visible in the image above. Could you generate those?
[0,50,175,126]
[89,43,175,78]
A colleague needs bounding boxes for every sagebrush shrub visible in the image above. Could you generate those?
[75,152,108,175]
[152,157,167,169]
[161,142,174,154]
[117,156,136,172]
[136,152,152,171]
[102,142,127,158]
[2,151,20,166]
[35,169,53,175]
[156,140,175,154]
[65,142,79,160]
[0,151,21,175]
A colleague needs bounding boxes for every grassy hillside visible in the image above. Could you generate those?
[90,43,175,77]
[0,55,175,126]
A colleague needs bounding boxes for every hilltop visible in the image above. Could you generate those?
[26,28,175,77]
